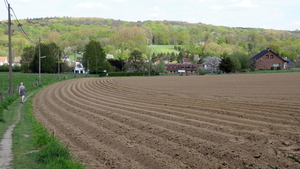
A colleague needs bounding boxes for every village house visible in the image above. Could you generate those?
[0,56,7,65]
[165,58,202,74]
[0,56,21,66]
[250,49,288,70]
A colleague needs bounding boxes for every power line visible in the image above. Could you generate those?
[10,7,35,44]
[4,0,8,8]
[4,0,36,44]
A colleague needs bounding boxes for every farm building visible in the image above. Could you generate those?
[250,49,288,70]
[165,58,202,74]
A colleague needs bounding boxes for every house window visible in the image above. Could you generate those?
[270,55,274,59]
[273,63,280,67]
[266,55,269,59]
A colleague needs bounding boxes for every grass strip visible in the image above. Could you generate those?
[12,90,85,168]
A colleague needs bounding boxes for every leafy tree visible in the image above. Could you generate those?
[30,42,58,73]
[220,57,236,73]
[20,46,35,73]
[130,49,143,62]
[83,40,106,74]
[125,49,146,72]
[217,37,226,45]
[154,59,167,73]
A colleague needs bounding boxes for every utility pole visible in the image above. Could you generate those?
[74,51,76,78]
[57,49,60,77]
[148,53,151,76]
[38,37,41,84]
[8,3,13,96]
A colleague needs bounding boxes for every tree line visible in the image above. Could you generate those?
[0,17,300,73]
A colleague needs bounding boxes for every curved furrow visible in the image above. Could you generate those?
[36,81,149,169]
[59,79,290,168]
[42,81,191,169]
[33,85,114,169]
[105,78,300,119]
[78,79,297,138]
[53,79,274,168]
[69,79,246,140]
[94,78,298,125]
[49,84,225,168]
[33,74,300,169]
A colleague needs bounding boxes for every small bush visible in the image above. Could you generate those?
[277,66,281,70]
[35,140,70,163]
[270,67,274,70]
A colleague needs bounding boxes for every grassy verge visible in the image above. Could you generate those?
[0,95,19,140]
[12,90,85,169]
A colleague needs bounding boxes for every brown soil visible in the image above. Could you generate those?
[33,73,300,169]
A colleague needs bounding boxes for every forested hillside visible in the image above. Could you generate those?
[1,17,300,63]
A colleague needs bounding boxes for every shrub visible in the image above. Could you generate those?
[270,67,274,70]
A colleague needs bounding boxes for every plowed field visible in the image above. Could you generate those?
[33,73,300,169]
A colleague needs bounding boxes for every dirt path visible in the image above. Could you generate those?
[33,73,300,169]
[0,101,23,169]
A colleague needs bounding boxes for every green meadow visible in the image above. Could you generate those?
[149,45,180,54]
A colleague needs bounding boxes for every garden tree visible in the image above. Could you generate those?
[20,46,35,73]
[231,54,251,70]
[125,49,147,72]
[30,42,58,73]
[130,49,143,62]
[227,56,240,72]
[83,40,106,74]
[203,56,222,73]
[176,51,185,63]
[154,59,167,73]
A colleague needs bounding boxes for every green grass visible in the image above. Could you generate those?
[0,72,91,168]
[149,45,180,54]
[0,72,93,93]
[11,83,85,169]
[0,72,98,120]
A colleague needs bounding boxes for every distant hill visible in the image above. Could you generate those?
[0,17,300,61]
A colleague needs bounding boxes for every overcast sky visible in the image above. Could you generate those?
[1,0,300,31]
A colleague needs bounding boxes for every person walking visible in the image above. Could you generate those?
[19,82,26,103]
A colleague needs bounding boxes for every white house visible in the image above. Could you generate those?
[74,63,86,74]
